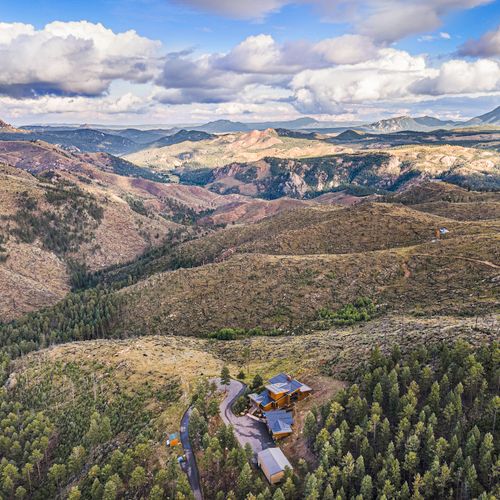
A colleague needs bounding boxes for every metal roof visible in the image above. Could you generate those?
[258,447,292,476]
[266,373,310,395]
[264,410,294,434]
[249,390,273,407]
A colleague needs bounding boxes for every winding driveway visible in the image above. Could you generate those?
[215,379,274,461]
[180,378,274,498]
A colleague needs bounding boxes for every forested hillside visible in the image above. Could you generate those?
[301,341,499,499]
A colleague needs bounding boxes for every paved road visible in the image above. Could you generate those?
[179,407,203,500]
[216,379,274,461]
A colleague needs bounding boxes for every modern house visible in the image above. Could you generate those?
[249,373,312,412]
[257,447,293,484]
[249,373,312,439]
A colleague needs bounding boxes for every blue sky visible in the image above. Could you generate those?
[0,0,499,124]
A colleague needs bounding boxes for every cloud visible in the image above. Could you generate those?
[172,0,289,19]
[215,35,312,74]
[0,21,161,98]
[154,50,284,104]
[290,49,431,113]
[155,33,384,105]
[0,92,151,120]
[411,59,500,95]
[313,35,379,64]
[353,1,490,42]
[459,25,500,56]
[418,32,451,42]
[173,0,492,42]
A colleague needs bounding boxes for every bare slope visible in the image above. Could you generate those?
[119,201,499,335]
[159,202,496,267]
[125,128,346,170]
[0,163,175,321]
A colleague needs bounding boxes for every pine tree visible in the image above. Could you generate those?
[130,466,147,490]
[221,366,231,391]
[304,411,317,444]
[149,485,164,500]
[237,463,253,498]
[360,475,373,500]
[272,488,285,500]
[282,476,296,500]
[102,479,118,500]
[67,486,81,500]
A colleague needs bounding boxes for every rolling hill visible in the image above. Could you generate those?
[78,187,498,336]
[124,128,345,170]
[120,230,498,336]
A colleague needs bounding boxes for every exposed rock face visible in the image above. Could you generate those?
[0,119,26,133]
[202,145,500,198]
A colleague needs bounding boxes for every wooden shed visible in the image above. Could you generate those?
[257,447,292,484]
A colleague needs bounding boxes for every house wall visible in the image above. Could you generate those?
[270,471,285,484]
[297,391,311,402]
[270,391,287,401]
[258,458,285,484]
[275,394,290,408]
[272,430,292,440]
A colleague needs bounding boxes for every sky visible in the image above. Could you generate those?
[0,0,499,125]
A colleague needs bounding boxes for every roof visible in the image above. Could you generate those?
[258,447,292,476]
[266,373,311,396]
[249,390,273,407]
[264,410,294,435]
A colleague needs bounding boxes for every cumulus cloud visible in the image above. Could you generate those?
[215,35,314,74]
[313,35,379,65]
[154,33,385,105]
[459,25,500,56]
[0,21,161,98]
[0,92,151,121]
[154,50,285,104]
[411,59,500,95]
[290,49,431,113]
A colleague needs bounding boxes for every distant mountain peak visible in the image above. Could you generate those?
[0,118,26,133]
[468,105,500,125]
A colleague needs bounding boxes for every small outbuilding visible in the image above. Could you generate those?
[167,433,180,447]
[257,447,293,484]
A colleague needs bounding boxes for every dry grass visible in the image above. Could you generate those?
[121,228,499,336]
[0,241,70,321]
[117,198,499,336]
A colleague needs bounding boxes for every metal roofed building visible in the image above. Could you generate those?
[257,447,293,484]
[249,373,312,412]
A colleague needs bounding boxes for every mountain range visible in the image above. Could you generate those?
[0,106,498,157]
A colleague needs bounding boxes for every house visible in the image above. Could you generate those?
[249,373,312,412]
[257,447,293,484]
[264,409,294,439]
